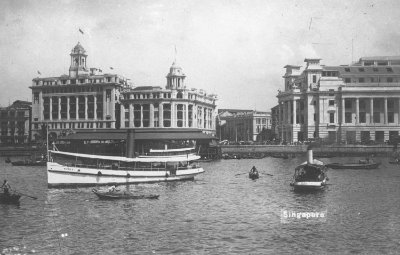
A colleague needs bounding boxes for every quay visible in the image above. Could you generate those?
[219,144,398,157]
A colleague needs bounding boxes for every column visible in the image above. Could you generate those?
[94,95,97,120]
[111,88,115,128]
[120,104,124,128]
[384,97,388,124]
[84,95,88,120]
[293,100,297,124]
[342,98,345,124]
[67,97,70,120]
[185,103,189,128]
[49,97,53,121]
[150,103,154,128]
[129,104,133,128]
[40,92,44,120]
[75,97,79,120]
[287,101,291,124]
[103,89,107,121]
[355,98,359,124]
[140,104,143,127]
[159,103,164,128]
[370,98,374,123]
[58,97,61,120]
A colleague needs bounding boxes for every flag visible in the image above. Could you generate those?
[99,69,102,72]
[79,28,84,34]
[37,70,41,75]
[110,67,114,70]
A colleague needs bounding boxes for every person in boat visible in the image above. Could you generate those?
[250,166,258,174]
[1,180,11,195]
[108,185,117,193]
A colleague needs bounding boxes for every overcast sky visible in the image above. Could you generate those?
[1,0,400,111]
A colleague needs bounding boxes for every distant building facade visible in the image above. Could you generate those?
[217,109,271,142]
[30,42,130,141]
[119,62,218,135]
[277,56,400,144]
[0,100,32,144]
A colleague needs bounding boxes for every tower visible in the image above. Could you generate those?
[69,42,89,78]
[166,62,186,90]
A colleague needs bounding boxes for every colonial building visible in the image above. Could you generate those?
[30,42,131,141]
[217,109,271,142]
[277,56,400,144]
[0,100,32,144]
[119,62,217,135]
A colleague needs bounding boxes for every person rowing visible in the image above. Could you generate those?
[1,180,12,195]
[250,166,258,174]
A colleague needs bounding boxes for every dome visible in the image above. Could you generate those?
[71,42,86,54]
[169,61,184,76]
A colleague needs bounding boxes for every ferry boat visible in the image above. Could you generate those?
[47,148,204,188]
[290,148,328,191]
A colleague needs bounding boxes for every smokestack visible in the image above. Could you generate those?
[307,147,313,164]
[126,129,135,158]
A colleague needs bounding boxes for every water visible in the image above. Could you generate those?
[1,155,400,254]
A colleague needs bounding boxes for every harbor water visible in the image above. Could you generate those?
[1,155,400,254]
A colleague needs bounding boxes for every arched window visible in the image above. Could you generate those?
[177,92,183,99]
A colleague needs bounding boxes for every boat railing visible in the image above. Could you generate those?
[61,163,199,171]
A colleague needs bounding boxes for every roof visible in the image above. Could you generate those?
[58,129,217,141]
[359,56,400,61]
[323,65,400,75]
[132,86,162,91]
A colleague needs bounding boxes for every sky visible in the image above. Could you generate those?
[1,0,400,111]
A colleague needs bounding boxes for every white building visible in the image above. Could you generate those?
[277,56,400,144]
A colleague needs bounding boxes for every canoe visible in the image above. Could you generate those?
[0,192,21,204]
[92,189,159,200]
[326,162,380,169]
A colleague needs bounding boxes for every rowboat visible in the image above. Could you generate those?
[290,148,328,191]
[47,148,204,188]
[0,192,21,204]
[326,161,380,169]
[11,159,47,166]
[92,189,159,200]
[249,167,259,180]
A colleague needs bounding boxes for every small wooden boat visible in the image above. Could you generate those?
[92,189,159,200]
[11,159,46,166]
[249,171,259,180]
[326,161,380,169]
[0,192,21,204]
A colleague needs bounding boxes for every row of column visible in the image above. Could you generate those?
[44,94,106,121]
[341,97,400,124]
[123,103,214,129]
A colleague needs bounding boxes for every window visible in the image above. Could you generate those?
[134,104,141,127]
[329,113,335,123]
[312,75,317,83]
[345,100,352,109]
[387,77,393,83]
[388,99,394,110]
[345,78,351,83]
[163,104,171,127]
[373,112,380,123]
[373,67,378,72]
[344,68,350,72]
[388,112,394,123]
[359,78,365,83]
[345,112,352,123]
[177,104,184,127]
[142,104,150,127]
[359,112,366,123]
[34,93,39,104]
[387,68,393,73]
[329,100,335,106]
[358,68,365,72]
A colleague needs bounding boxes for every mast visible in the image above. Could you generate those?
[46,124,49,160]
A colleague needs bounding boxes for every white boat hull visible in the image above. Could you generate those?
[291,179,327,190]
[47,162,204,188]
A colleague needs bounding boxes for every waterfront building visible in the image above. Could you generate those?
[119,62,218,135]
[270,105,280,140]
[0,100,32,144]
[217,109,271,142]
[30,42,131,141]
[277,56,400,144]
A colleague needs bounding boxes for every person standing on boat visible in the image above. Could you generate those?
[1,180,11,195]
